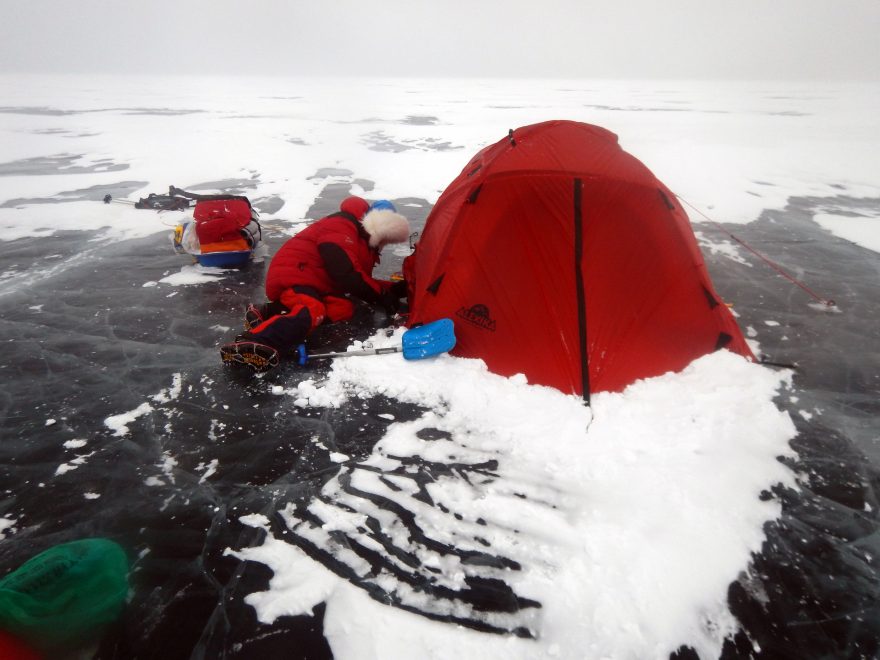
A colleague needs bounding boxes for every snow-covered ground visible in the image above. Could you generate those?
[2,74,879,242]
[230,343,797,659]
[1,74,878,658]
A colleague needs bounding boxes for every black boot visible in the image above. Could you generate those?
[243,301,289,331]
[220,339,280,373]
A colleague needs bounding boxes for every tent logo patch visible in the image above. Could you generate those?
[457,304,496,332]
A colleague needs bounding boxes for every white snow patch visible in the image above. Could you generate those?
[104,402,153,436]
[63,438,88,449]
[233,328,798,660]
[0,517,16,538]
[240,513,271,528]
[808,301,842,313]
[694,231,751,266]
[198,459,220,483]
[160,452,178,484]
[813,211,880,254]
[160,265,227,286]
[227,516,340,621]
[290,379,345,408]
[152,373,183,403]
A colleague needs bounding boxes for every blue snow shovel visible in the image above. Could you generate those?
[296,318,456,366]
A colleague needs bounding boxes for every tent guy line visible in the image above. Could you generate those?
[677,195,836,308]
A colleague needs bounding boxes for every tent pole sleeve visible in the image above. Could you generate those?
[574,178,590,403]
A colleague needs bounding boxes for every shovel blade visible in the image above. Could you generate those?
[401,318,456,360]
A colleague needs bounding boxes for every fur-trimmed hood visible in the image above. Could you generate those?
[361,208,410,248]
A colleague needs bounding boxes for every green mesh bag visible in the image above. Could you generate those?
[0,538,128,650]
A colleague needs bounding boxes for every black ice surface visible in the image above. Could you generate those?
[0,188,878,659]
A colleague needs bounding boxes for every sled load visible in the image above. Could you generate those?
[172,195,262,268]
[404,120,754,400]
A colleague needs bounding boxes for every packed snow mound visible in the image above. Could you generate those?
[232,338,797,659]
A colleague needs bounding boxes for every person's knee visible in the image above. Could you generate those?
[323,295,355,323]
[245,307,313,354]
[279,290,326,329]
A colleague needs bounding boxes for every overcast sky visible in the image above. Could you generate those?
[2,0,879,80]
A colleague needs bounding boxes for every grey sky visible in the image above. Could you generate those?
[2,0,879,80]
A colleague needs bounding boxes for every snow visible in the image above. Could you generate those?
[2,72,873,658]
[813,211,880,254]
[694,230,751,266]
[1,75,878,248]
[230,331,797,659]
[0,516,16,539]
[197,458,219,483]
[159,264,227,286]
[226,527,341,622]
[70,303,792,655]
[104,401,154,436]
[152,373,184,403]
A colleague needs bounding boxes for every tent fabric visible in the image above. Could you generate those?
[406,120,754,399]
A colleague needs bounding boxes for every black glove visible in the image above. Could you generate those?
[380,289,402,315]
[389,279,408,299]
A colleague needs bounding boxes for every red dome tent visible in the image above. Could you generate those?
[405,120,753,401]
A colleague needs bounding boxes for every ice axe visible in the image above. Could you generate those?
[296,318,456,366]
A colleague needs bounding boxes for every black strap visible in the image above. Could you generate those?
[292,285,323,299]
[466,185,483,204]
[702,286,719,309]
[714,333,733,350]
[427,274,445,295]
[574,178,590,403]
[658,189,676,211]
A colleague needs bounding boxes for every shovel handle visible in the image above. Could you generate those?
[296,344,401,365]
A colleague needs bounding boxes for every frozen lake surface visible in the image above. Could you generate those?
[0,75,878,659]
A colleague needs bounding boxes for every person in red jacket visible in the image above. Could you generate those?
[220,196,410,372]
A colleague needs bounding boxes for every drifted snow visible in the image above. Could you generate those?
[232,333,797,660]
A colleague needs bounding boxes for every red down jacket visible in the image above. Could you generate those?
[264,210,390,304]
